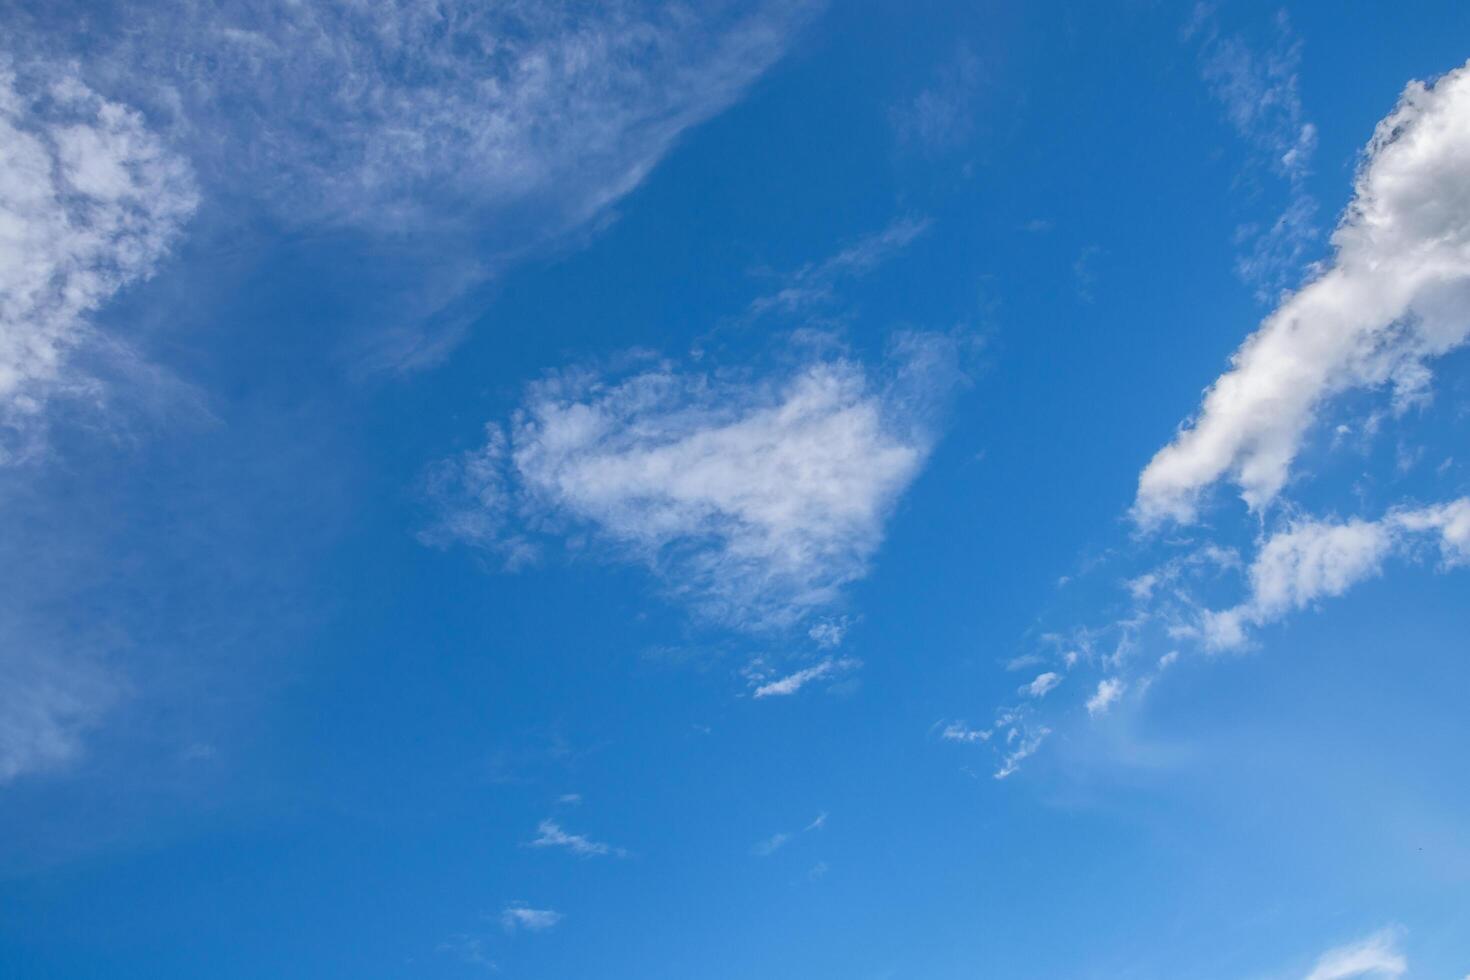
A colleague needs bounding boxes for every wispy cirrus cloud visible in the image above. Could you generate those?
[1301,928,1407,980]
[1136,59,1470,527]
[528,819,627,859]
[751,811,826,856]
[750,657,858,698]
[8,1,820,379]
[747,216,931,319]
[425,333,963,630]
[1186,7,1319,296]
[0,1,819,789]
[42,0,819,235]
[0,61,196,461]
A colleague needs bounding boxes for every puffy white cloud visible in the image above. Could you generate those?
[1023,671,1062,698]
[0,63,195,458]
[1136,60,1470,526]
[1202,498,1470,649]
[1302,929,1406,980]
[1085,678,1124,717]
[500,904,562,933]
[427,336,959,629]
[1392,496,1470,565]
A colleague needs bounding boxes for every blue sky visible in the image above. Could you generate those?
[2,1,1470,977]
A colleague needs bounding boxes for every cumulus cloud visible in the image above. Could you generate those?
[527,818,627,858]
[426,336,960,629]
[1202,498,1470,649]
[1136,60,1470,526]
[500,904,562,933]
[1302,929,1407,980]
[0,62,195,459]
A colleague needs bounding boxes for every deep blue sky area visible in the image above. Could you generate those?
[1,2,1469,978]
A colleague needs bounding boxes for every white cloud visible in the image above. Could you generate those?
[752,810,826,855]
[938,721,990,744]
[752,657,856,698]
[994,726,1048,780]
[13,2,815,375]
[1136,60,1470,526]
[807,619,848,648]
[748,215,931,318]
[1191,10,1316,184]
[1086,678,1124,717]
[1202,498,1470,650]
[500,904,562,934]
[0,62,196,459]
[528,818,627,858]
[1392,497,1470,565]
[1023,671,1062,698]
[1188,8,1320,295]
[69,0,816,233]
[1302,929,1407,980]
[427,336,960,629]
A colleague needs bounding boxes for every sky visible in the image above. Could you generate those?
[1,1,1469,977]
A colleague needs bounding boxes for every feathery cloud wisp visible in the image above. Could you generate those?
[1302,929,1407,980]
[0,63,195,460]
[528,818,627,858]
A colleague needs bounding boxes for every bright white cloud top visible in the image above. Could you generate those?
[429,337,958,629]
[1136,60,1470,526]
[0,63,195,459]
